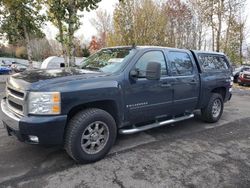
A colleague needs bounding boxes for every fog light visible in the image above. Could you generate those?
[28,135,39,143]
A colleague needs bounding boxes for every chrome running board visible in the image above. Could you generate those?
[119,114,194,134]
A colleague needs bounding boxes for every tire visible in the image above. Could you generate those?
[65,108,117,163]
[201,93,224,123]
[233,76,238,83]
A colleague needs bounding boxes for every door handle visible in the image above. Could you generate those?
[189,80,197,85]
[160,83,172,88]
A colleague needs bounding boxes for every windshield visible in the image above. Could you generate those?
[81,48,136,73]
[243,67,250,72]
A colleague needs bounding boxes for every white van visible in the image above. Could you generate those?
[41,56,86,69]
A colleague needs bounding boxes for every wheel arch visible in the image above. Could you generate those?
[211,87,226,101]
[66,100,121,127]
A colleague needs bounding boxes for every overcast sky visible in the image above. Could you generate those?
[43,0,117,41]
[43,0,250,44]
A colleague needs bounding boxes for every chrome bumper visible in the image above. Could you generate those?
[0,98,21,130]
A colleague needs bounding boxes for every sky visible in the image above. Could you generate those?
[43,0,250,44]
[43,0,117,42]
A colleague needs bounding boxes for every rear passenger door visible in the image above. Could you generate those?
[167,51,199,114]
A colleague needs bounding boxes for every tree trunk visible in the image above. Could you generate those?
[67,1,76,67]
[198,23,202,50]
[210,0,215,51]
[58,19,68,67]
[224,2,232,53]
[239,23,244,64]
[212,25,215,51]
[216,0,224,52]
[23,25,33,68]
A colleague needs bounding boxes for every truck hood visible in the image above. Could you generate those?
[11,68,104,83]
[8,68,108,91]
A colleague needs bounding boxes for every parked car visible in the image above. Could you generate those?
[238,70,250,86]
[0,62,12,74]
[0,46,233,163]
[1,60,12,67]
[11,62,28,73]
[233,66,250,83]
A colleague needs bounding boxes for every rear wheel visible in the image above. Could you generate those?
[65,108,117,163]
[201,93,224,123]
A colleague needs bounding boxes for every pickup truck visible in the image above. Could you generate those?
[0,46,233,163]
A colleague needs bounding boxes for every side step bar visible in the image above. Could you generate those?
[119,114,194,135]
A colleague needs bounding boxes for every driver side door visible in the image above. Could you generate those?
[124,50,173,124]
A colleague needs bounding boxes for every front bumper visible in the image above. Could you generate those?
[0,98,67,145]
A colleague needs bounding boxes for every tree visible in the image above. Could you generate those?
[113,0,136,45]
[91,9,112,47]
[49,39,63,56]
[15,46,27,59]
[45,0,101,67]
[163,0,193,48]
[45,0,68,66]
[30,38,53,61]
[0,0,45,67]
[88,36,101,54]
[134,0,166,46]
[112,0,166,46]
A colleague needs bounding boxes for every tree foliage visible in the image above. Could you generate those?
[99,0,247,64]
[0,0,45,67]
[91,9,112,47]
[45,0,101,66]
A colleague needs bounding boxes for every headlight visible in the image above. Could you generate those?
[28,92,61,115]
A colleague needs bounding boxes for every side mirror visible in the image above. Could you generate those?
[146,62,161,80]
[130,69,139,79]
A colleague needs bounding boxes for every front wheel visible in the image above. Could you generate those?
[201,93,224,123]
[65,108,117,163]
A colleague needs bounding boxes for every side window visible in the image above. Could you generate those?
[198,54,229,71]
[135,51,167,77]
[169,52,193,76]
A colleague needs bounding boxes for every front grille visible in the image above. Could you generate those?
[243,74,250,80]
[6,86,25,115]
[8,100,23,111]
[7,87,24,98]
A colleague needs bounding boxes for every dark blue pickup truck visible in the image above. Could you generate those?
[0,46,233,163]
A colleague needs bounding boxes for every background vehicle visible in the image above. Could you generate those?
[0,46,233,163]
[233,65,250,83]
[238,70,250,86]
[41,56,86,69]
[1,60,12,67]
[0,62,12,74]
[11,62,28,73]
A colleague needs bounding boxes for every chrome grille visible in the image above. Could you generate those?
[6,86,25,115]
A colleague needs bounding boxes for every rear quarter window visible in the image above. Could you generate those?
[168,51,193,76]
[198,54,229,72]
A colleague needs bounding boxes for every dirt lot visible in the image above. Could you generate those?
[0,83,250,188]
